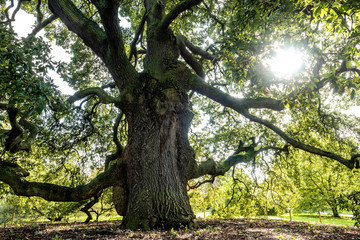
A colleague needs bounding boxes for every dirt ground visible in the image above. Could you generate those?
[1,218,360,240]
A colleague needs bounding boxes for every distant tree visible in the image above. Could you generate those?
[339,191,360,227]
[1,0,360,230]
[298,156,355,217]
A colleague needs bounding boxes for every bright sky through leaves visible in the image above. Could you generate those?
[9,9,359,118]
[12,10,74,95]
[269,48,304,78]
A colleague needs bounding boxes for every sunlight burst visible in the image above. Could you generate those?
[269,48,304,78]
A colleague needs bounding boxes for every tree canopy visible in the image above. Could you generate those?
[1,0,360,230]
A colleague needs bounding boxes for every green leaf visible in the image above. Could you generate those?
[314,7,322,17]
[346,61,352,68]
[321,73,333,79]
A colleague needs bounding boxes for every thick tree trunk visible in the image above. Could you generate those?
[331,205,340,218]
[114,87,196,230]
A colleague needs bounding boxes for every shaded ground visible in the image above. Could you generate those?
[1,218,360,239]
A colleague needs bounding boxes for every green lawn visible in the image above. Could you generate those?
[7,210,355,228]
[279,213,355,226]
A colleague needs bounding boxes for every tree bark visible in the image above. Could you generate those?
[331,206,340,218]
[117,86,196,230]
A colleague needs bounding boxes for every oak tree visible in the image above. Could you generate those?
[1,0,360,230]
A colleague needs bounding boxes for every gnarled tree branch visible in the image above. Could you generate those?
[48,0,107,62]
[158,0,203,32]
[191,72,359,169]
[177,34,217,61]
[0,0,26,24]
[241,109,359,169]
[0,162,118,202]
[104,112,124,170]
[67,87,122,106]
[1,104,38,153]
[176,34,218,78]
[81,191,101,223]
[89,0,138,89]
[190,75,284,111]
[189,141,285,180]
[177,36,205,78]
[129,12,147,64]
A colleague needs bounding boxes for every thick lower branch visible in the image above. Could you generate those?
[189,145,275,179]
[190,75,284,111]
[0,162,118,202]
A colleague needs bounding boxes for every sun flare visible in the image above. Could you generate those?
[269,48,304,78]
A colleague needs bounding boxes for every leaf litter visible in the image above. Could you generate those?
[1,218,360,239]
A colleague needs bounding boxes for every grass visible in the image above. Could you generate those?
[5,209,356,228]
[2,210,122,226]
[194,210,356,227]
[279,213,355,226]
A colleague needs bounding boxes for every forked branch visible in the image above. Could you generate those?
[0,0,25,24]
[49,0,137,89]
[177,34,218,78]
[177,37,205,78]
[48,0,107,61]
[35,0,43,23]
[158,0,203,32]
[91,1,124,59]
[177,34,217,61]
[189,140,286,180]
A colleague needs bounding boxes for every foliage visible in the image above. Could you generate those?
[0,23,58,144]
[297,156,360,217]
[0,198,18,224]
[339,191,360,227]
